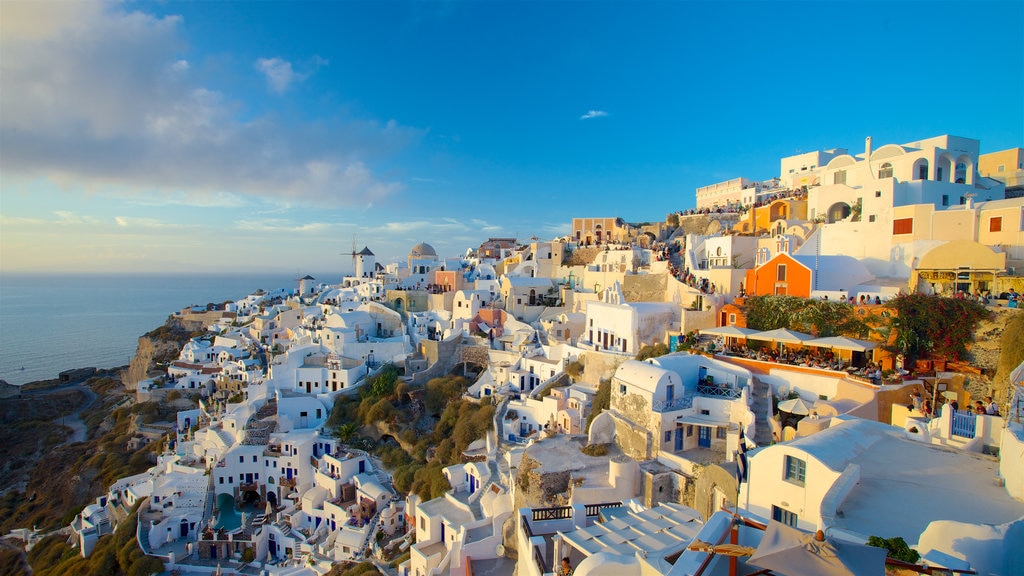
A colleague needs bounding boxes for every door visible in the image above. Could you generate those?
[675,427,683,451]
[698,426,711,448]
[468,474,476,494]
[180,519,189,537]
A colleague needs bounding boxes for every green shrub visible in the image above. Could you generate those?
[866,535,920,564]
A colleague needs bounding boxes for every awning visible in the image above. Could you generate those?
[676,413,730,427]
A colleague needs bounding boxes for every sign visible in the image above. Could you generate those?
[918,271,956,281]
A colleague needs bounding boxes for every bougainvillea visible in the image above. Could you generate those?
[887,293,989,362]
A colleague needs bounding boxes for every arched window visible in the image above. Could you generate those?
[916,160,929,180]
[878,162,893,179]
[955,162,967,184]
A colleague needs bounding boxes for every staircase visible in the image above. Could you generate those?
[750,376,774,446]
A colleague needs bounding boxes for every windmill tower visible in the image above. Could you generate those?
[341,235,376,279]
[355,246,375,278]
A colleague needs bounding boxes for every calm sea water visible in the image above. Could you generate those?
[0,272,336,386]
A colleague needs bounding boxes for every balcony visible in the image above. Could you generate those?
[652,395,694,412]
[279,476,297,488]
[697,383,742,399]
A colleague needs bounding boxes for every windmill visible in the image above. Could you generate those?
[340,234,359,277]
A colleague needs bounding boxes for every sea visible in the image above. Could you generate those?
[0,272,337,386]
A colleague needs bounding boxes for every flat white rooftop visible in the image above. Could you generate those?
[823,420,1024,540]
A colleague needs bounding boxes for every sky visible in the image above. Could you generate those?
[1,1,1022,275]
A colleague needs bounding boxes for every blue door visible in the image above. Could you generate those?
[675,427,683,451]
[698,426,711,448]
[468,474,476,494]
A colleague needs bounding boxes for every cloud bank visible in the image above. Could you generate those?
[0,1,417,208]
[580,110,608,120]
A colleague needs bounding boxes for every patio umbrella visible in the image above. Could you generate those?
[748,521,887,576]
[778,398,814,416]
[750,328,813,345]
[698,326,759,339]
[805,336,877,352]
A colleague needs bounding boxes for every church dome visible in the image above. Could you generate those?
[409,242,437,259]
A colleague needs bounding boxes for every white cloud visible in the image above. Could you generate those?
[580,110,608,120]
[114,216,196,229]
[381,220,468,233]
[470,218,502,232]
[0,2,416,209]
[233,218,345,233]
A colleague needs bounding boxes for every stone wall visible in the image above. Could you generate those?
[693,463,738,521]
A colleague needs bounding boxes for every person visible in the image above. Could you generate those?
[874,295,882,305]
[911,389,922,412]
[922,399,933,418]
[985,396,999,416]
[560,557,573,576]
[950,399,960,413]
[1009,288,1019,309]
[974,401,986,415]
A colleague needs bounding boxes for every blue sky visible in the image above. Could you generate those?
[1,1,1022,275]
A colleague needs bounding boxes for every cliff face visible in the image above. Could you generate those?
[121,316,207,391]
[966,308,1023,404]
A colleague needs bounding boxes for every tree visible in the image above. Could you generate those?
[333,422,359,443]
[586,379,611,432]
[636,343,670,361]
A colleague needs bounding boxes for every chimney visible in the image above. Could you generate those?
[865,136,873,160]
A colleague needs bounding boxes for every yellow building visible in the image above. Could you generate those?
[979,148,1024,193]
[732,198,808,235]
[571,217,633,245]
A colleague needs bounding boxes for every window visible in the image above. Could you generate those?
[687,425,694,437]
[716,427,727,439]
[772,505,799,527]
[619,384,627,395]
[878,162,893,179]
[665,431,672,443]
[219,477,224,484]
[784,456,806,486]
[942,195,949,207]
[239,456,244,463]
[893,218,914,235]
[729,313,737,325]
[833,170,846,185]
[990,217,1002,232]
[252,455,257,462]
[868,215,876,223]
[998,165,1005,172]
[875,190,881,198]
[777,264,787,281]
[918,163,929,180]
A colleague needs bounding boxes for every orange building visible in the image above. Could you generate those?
[718,301,748,327]
[744,252,813,297]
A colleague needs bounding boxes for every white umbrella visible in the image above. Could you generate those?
[778,397,814,416]
[750,328,814,345]
[805,336,877,352]
[698,326,759,339]
[748,521,887,576]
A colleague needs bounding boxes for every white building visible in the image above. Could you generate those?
[581,283,678,356]
[739,415,1024,559]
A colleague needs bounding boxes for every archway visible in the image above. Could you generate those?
[266,491,278,509]
[826,202,851,223]
[241,489,261,507]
